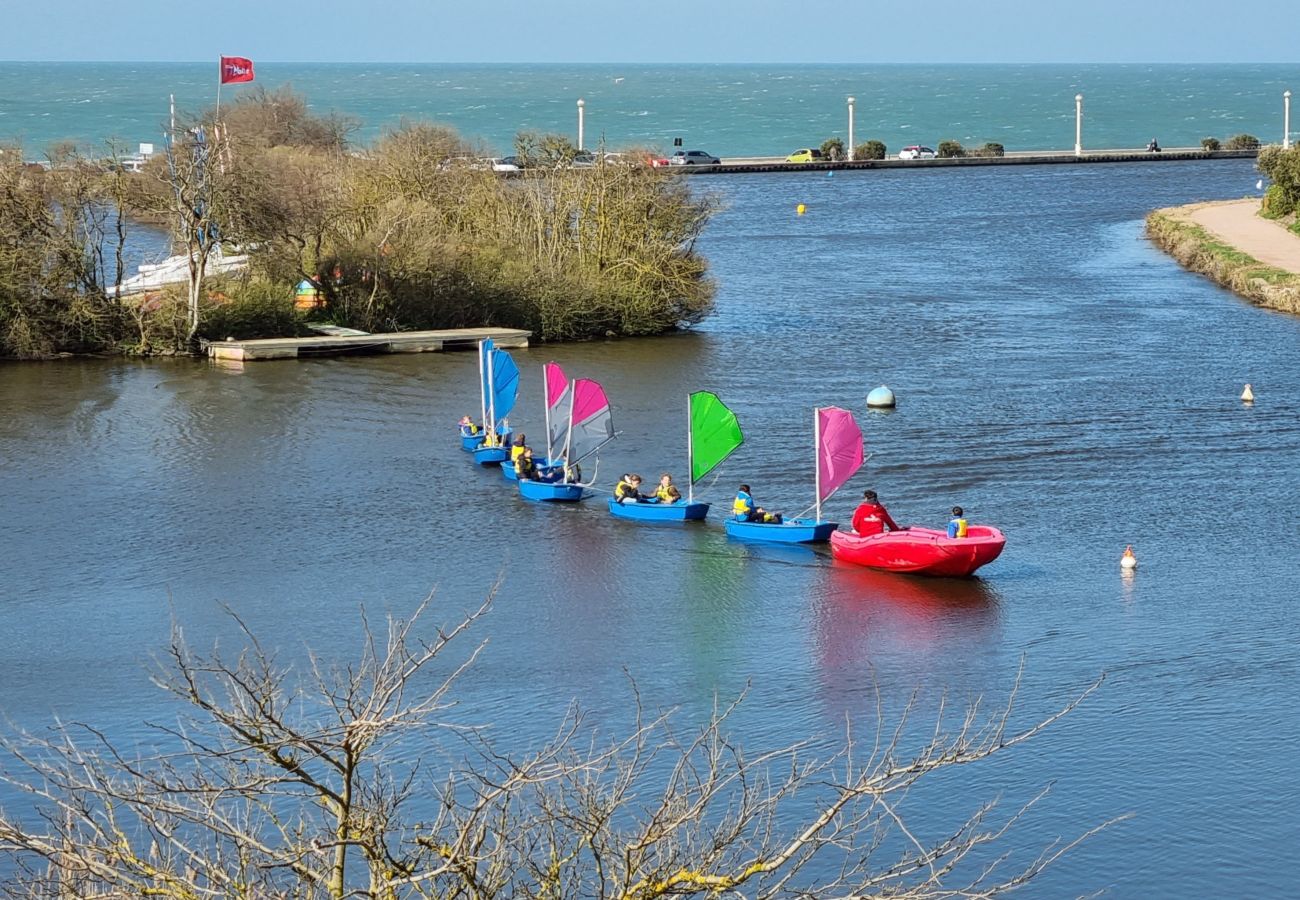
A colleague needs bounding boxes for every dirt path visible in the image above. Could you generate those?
[1172,199,1300,274]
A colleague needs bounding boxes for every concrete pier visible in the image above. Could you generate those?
[206,327,530,361]
[670,147,1257,175]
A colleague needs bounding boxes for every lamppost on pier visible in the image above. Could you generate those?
[847,96,856,161]
[1075,94,1083,157]
[1285,90,1292,150]
[577,98,586,151]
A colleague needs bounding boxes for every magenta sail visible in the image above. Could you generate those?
[817,406,865,503]
[566,378,615,464]
[545,362,570,460]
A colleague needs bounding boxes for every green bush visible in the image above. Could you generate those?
[819,138,845,161]
[198,280,305,341]
[1225,134,1260,151]
[968,142,1005,158]
[854,140,886,160]
[1257,144,1300,217]
[1201,137,1222,151]
[1261,183,1293,218]
[936,140,966,159]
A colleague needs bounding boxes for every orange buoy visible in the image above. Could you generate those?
[1120,545,1137,570]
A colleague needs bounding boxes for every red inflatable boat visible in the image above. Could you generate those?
[830,526,1006,578]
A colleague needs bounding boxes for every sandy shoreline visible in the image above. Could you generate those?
[1163,199,1300,275]
[1146,200,1300,315]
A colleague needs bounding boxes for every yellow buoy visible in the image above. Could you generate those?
[1241,383,1254,403]
[1120,545,1137,570]
[796,203,807,216]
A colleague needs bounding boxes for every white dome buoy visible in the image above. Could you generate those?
[1241,383,1254,403]
[1120,545,1137,570]
[866,385,896,408]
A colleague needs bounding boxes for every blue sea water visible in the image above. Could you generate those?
[1,62,1297,157]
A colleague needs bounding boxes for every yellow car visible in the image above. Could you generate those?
[785,148,824,163]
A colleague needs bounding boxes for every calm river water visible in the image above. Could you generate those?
[2,160,1298,895]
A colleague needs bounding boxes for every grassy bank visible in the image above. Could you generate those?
[1145,209,1300,315]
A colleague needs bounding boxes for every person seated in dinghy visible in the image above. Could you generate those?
[852,490,906,536]
[733,484,783,524]
[654,473,682,503]
[510,434,529,464]
[514,447,540,480]
[615,473,649,502]
[458,415,480,436]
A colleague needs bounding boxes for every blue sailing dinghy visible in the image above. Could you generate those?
[606,497,710,521]
[469,338,520,467]
[515,372,616,503]
[722,406,862,545]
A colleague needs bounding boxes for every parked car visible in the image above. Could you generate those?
[785,148,824,163]
[486,157,521,172]
[669,150,721,166]
[648,154,671,168]
[570,152,597,168]
[897,146,937,160]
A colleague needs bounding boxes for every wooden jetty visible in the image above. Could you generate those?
[206,327,530,361]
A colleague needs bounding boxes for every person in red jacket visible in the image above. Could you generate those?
[851,490,906,536]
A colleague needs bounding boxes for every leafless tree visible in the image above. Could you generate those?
[0,594,1121,899]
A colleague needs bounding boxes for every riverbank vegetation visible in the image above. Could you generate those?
[0,596,1116,898]
[1146,206,1300,314]
[0,88,718,359]
[1257,143,1300,235]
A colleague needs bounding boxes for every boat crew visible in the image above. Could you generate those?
[458,415,479,436]
[947,506,969,539]
[852,490,904,536]
[655,473,681,503]
[515,447,539,480]
[615,474,647,502]
[733,485,781,523]
[511,434,529,463]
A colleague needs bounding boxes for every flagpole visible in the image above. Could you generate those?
[215,55,223,121]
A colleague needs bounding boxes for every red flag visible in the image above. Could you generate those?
[219,56,255,85]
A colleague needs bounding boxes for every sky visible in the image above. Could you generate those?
[0,0,1294,63]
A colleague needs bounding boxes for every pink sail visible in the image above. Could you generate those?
[545,362,569,410]
[567,378,615,464]
[817,406,864,503]
[545,362,571,459]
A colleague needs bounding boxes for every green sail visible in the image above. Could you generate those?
[689,391,744,484]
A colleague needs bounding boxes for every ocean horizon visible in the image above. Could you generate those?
[1,61,1296,158]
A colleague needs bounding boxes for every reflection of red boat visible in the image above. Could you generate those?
[830,526,1006,578]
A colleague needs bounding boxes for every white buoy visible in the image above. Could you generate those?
[1120,545,1137,570]
[1241,383,1255,403]
[866,385,896,408]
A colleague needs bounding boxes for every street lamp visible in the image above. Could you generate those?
[1075,94,1083,157]
[847,96,856,161]
[577,98,585,151]
[1285,90,1292,150]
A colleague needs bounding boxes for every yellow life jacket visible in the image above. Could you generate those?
[953,517,969,538]
[511,445,527,462]
[655,483,678,502]
[733,492,754,517]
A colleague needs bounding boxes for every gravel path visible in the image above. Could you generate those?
[1177,198,1300,274]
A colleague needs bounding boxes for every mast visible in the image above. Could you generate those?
[542,365,552,462]
[563,381,577,462]
[486,346,497,441]
[814,407,822,523]
[686,394,694,503]
[478,342,488,433]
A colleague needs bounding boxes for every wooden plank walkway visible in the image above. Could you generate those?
[206,327,530,361]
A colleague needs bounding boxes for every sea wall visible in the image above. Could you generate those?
[1146,207,1300,316]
